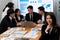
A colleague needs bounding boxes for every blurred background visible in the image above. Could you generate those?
[0,0,60,26]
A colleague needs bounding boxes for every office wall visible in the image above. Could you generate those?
[56,0,60,25]
[53,0,60,25]
[12,0,18,10]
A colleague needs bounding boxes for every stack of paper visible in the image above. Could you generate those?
[31,28,41,31]
[13,31,27,35]
[10,27,22,31]
[31,28,39,31]
[1,37,15,40]
[3,29,15,34]
[24,31,38,38]
[9,31,27,38]
[37,24,44,27]
[3,27,23,34]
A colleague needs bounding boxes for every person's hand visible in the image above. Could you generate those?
[8,27,11,30]
[37,20,43,24]
[17,22,21,26]
[45,24,51,32]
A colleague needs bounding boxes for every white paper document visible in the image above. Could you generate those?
[3,27,22,34]
[31,28,41,31]
[13,31,27,35]
[3,30,14,34]
[24,31,38,38]
[37,24,44,27]
[9,31,27,38]
[10,27,22,31]
[1,37,14,40]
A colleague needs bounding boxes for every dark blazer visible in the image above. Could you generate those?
[0,15,16,33]
[40,24,59,40]
[25,12,42,23]
[15,15,24,22]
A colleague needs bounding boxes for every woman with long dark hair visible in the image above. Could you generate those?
[40,12,59,40]
[1,2,14,21]
[15,9,24,22]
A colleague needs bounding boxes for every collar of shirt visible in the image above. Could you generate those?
[17,16,20,20]
[49,27,53,34]
[9,16,12,21]
[42,13,44,22]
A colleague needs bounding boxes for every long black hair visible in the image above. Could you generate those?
[38,6,45,12]
[7,9,15,16]
[3,2,14,12]
[15,9,20,13]
[46,12,57,26]
[15,8,21,16]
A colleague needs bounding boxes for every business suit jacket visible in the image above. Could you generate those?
[40,24,59,40]
[15,15,24,22]
[25,12,42,23]
[0,15,16,33]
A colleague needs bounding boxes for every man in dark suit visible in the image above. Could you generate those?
[0,9,16,33]
[25,5,42,23]
[37,6,47,24]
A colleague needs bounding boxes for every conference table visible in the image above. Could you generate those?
[0,22,42,40]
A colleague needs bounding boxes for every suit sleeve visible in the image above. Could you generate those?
[25,14,28,21]
[41,25,48,35]
[1,18,10,28]
[1,18,16,28]
[38,14,42,20]
[21,15,24,19]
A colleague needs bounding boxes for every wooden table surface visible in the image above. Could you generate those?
[0,23,42,40]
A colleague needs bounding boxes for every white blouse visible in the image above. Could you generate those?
[42,14,44,22]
